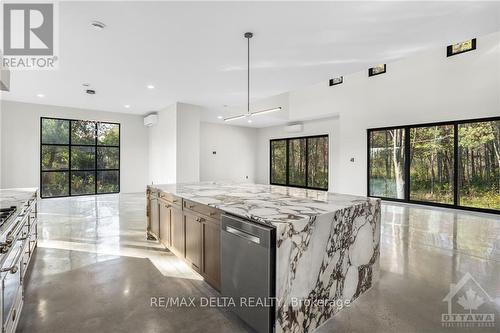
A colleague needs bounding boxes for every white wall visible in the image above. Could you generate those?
[148,102,201,184]
[176,103,201,183]
[148,104,177,185]
[255,117,340,190]
[200,122,258,182]
[0,105,2,188]
[254,31,500,196]
[0,100,149,193]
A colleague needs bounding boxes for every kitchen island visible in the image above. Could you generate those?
[147,182,380,333]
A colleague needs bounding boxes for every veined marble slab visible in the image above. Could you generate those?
[150,182,377,226]
[0,187,38,205]
[149,182,381,333]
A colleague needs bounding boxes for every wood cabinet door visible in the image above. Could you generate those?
[159,202,171,247]
[171,206,185,257]
[150,198,160,238]
[184,213,201,271]
[201,219,221,290]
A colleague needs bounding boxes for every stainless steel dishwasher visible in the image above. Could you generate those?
[221,214,276,333]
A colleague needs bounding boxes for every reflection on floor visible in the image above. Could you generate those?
[17,193,500,333]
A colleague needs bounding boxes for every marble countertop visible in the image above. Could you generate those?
[149,182,379,225]
[0,188,38,240]
[0,188,38,207]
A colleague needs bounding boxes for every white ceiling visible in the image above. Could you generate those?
[2,1,500,127]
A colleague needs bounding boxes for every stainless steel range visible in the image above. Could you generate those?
[0,188,38,333]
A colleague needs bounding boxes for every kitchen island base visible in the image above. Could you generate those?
[147,183,380,333]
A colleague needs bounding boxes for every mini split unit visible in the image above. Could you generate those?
[144,114,158,127]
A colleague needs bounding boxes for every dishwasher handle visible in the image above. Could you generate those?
[221,214,275,249]
[225,226,261,245]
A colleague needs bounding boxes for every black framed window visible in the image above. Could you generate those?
[270,135,328,190]
[40,117,120,198]
[367,117,499,214]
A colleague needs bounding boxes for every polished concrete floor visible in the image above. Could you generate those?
[17,193,500,333]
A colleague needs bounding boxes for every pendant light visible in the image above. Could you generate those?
[224,32,282,122]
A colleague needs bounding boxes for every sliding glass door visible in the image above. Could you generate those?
[458,120,500,210]
[409,125,454,205]
[368,128,406,199]
[40,117,120,198]
[368,117,499,214]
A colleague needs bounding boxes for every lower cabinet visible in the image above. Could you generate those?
[170,205,185,257]
[159,201,171,247]
[149,196,160,240]
[149,190,221,291]
[184,212,202,271]
[201,218,221,290]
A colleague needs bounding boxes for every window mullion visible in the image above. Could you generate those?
[69,120,72,196]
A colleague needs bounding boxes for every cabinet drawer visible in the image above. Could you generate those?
[159,192,182,208]
[183,199,221,220]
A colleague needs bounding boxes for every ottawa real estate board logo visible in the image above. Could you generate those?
[442,272,495,328]
[2,2,58,69]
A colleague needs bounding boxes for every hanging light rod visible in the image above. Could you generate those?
[223,32,282,122]
[224,114,247,122]
[250,107,282,116]
[224,107,283,122]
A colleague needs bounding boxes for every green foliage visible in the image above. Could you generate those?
[41,118,120,197]
[41,172,69,197]
[97,147,119,169]
[369,120,499,211]
[271,136,328,189]
[98,123,119,146]
[71,147,95,170]
[71,120,96,145]
[42,119,69,144]
[289,139,306,186]
[71,172,95,195]
[41,146,69,170]
[271,140,287,184]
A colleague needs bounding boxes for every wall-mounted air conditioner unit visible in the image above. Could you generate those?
[144,113,158,127]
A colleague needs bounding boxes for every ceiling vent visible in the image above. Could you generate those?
[144,113,158,127]
[91,21,106,30]
[284,123,303,133]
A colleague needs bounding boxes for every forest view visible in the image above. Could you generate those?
[369,119,499,211]
[41,118,120,198]
[271,135,328,190]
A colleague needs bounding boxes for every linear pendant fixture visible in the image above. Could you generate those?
[250,107,282,116]
[224,32,282,122]
[224,114,247,122]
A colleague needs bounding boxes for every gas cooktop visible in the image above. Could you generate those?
[0,206,17,227]
[0,188,37,230]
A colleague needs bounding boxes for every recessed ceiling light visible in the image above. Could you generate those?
[36,93,45,98]
[91,21,106,30]
[217,116,223,119]
[247,119,252,123]
[124,104,130,108]
[147,84,155,89]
